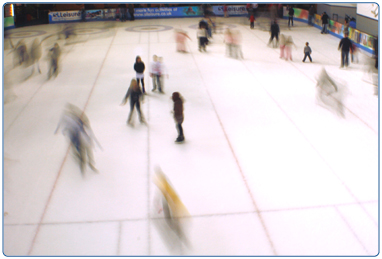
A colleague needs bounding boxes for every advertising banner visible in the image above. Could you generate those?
[85,9,103,20]
[49,10,82,22]
[134,6,202,19]
[213,5,248,16]
[4,17,15,29]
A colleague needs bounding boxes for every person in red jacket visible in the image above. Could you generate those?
[171,92,185,143]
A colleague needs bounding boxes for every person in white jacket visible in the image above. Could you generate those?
[150,55,162,92]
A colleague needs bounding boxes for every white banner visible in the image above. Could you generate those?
[213,5,247,16]
[49,10,82,22]
[357,3,378,20]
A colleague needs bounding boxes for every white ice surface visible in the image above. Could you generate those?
[3,17,379,256]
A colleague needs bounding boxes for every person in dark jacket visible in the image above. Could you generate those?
[338,32,352,68]
[172,92,185,143]
[268,20,280,47]
[287,5,294,27]
[321,12,329,34]
[128,4,134,21]
[134,56,145,93]
[308,5,315,26]
[121,79,145,125]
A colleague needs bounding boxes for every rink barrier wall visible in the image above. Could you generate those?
[48,5,248,23]
[283,7,376,55]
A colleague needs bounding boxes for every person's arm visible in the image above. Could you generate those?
[121,88,131,105]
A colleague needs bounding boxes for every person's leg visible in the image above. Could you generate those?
[157,75,162,92]
[345,51,349,66]
[152,75,157,90]
[308,53,312,62]
[303,53,307,62]
[341,50,345,67]
[128,101,135,123]
[141,78,145,93]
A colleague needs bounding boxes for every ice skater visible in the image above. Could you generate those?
[158,57,168,93]
[175,29,191,53]
[279,34,286,59]
[338,32,352,68]
[134,56,146,93]
[48,43,61,79]
[224,28,233,57]
[121,78,146,125]
[197,22,208,52]
[285,35,297,61]
[14,40,28,67]
[316,68,345,117]
[268,20,280,48]
[150,55,162,93]
[55,103,101,174]
[153,167,190,245]
[171,92,185,143]
[302,42,312,62]
[30,38,42,74]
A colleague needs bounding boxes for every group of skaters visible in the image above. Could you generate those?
[120,54,185,143]
[8,37,62,81]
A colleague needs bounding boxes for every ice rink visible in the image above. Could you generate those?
[3,16,379,256]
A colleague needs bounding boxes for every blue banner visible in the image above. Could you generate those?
[134,6,203,19]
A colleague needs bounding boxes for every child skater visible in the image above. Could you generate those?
[279,34,286,59]
[171,92,185,143]
[302,42,312,62]
[121,79,146,126]
[249,13,255,29]
[134,56,145,94]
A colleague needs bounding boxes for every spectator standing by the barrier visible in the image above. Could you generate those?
[249,13,255,29]
[118,4,126,22]
[308,5,315,26]
[134,56,145,93]
[287,5,294,27]
[128,4,135,21]
[321,12,329,34]
[338,32,352,68]
[224,4,228,18]
[374,36,378,69]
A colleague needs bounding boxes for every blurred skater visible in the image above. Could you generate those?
[55,103,101,173]
[48,43,61,79]
[153,167,190,244]
[279,34,286,59]
[302,42,312,62]
[224,28,233,57]
[158,57,168,93]
[14,40,28,67]
[150,55,162,93]
[316,68,345,117]
[350,43,358,63]
[134,56,146,93]
[175,29,191,53]
[285,35,297,61]
[172,92,185,143]
[197,22,208,52]
[232,30,244,59]
[121,78,146,125]
[30,38,42,74]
